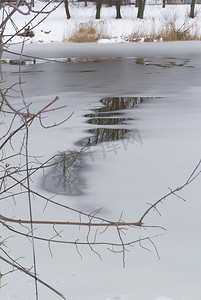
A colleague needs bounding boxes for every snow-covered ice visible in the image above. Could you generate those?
[1,2,201,300]
[1,40,201,300]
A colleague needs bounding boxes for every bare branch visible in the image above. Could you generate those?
[0,254,66,300]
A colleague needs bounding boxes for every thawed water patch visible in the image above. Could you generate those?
[43,96,159,195]
[77,97,150,147]
[0,56,124,65]
[133,56,193,68]
[43,151,84,196]
[1,56,193,68]
[77,128,131,147]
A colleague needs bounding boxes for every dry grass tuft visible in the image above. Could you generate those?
[160,12,201,41]
[161,25,201,41]
[127,13,201,42]
[68,22,107,43]
[67,13,201,43]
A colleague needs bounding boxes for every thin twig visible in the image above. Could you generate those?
[0,255,66,299]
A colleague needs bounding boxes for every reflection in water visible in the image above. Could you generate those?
[43,151,83,195]
[135,58,150,65]
[85,112,123,118]
[133,57,193,68]
[77,97,147,147]
[2,56,193,69]
[44,97,157,195]
[78,128,129,148]
[87,117,132,125]
[94,97,142,113]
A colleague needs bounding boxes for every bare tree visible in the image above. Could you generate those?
[96,0,102,19]
[116,0,122,19]
[190,0,196,18]
[64,0,71,19]
[95,0,122,20]
[137,0,146,19]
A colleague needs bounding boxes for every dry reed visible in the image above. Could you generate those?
[68,22,108,43]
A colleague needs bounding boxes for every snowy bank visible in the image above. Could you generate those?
[2,1,201,44]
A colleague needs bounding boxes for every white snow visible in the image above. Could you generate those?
[1,2,201,300]
[2,1,201,44]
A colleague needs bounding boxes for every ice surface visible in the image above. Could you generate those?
[1,41,201,300]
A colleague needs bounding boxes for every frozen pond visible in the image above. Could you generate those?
[1,42,201,300]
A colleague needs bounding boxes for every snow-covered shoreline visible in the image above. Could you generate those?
[2,1,201,44]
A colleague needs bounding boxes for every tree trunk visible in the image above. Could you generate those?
[64,0,71,19]
[162,0,165,8]
[137,0,146,19]
[116,0,122,19]
[96,0,101,19]
[190,0,196,18]
[84,0,88,6]
[108,0,113,7]
[135,0,139,7]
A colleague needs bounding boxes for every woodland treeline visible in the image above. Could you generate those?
[61,0,198,20]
